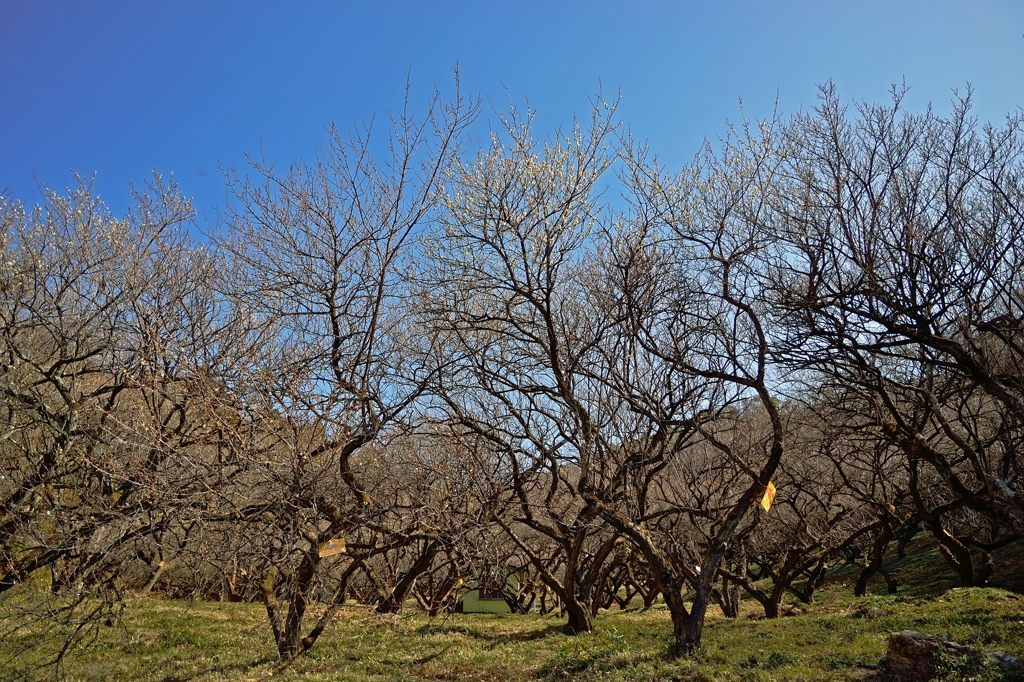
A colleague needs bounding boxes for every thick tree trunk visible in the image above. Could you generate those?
[563,596,594,634]
[719,565,782,619]
[904,453,975,589]
[674,554,721,654]
[279,588,307,660]
[588,493,711,653]
[261,553,318,662]
[855,523,894,597]
[560,531,600,633]
[376,541,438,614]
[428,570,466,617]
[561,545,594,632]
[297,558,364,653]
[677,614,706,655]
[495,518,595,633]
[641,581,659,610]
[936,530,975,587]
[719,549,746,618]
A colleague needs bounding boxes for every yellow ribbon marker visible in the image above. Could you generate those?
[760,481,776,512]
[318,538,346,558]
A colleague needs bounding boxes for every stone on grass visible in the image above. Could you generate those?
[885,630,978,680]
[988,651,1021,679]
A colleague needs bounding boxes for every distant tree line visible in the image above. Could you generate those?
[2,80,1022,666]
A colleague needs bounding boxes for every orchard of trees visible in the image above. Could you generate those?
[2,81,1022,666]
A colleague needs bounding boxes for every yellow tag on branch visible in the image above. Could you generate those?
[760,481,776,512]
[318,538,346,558]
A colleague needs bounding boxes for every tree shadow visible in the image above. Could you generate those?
[159,655,278,682]
[415,621,566,647]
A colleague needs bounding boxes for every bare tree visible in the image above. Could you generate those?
[211,79,476,660]
[587,112,791,652]
[770,84,1024,584]
[421,97,638,634]
[0,174,225,671]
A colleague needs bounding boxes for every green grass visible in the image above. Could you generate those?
[3,540,1023,681]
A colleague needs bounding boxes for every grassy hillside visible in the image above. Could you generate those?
[4,539,1023,681]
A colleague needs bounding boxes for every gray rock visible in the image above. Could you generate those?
[885,630,978,681]
[987,651,1021,678]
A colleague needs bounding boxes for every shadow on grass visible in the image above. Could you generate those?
[158,654,278,682]
[824,535,1024,601]
[415,621,566,647]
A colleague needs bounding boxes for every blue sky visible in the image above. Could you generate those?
[1,1,1022,217]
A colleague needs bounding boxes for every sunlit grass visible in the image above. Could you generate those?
[5,540,1024,681]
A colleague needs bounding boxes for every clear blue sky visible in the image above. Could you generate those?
[2,1,1022,217]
